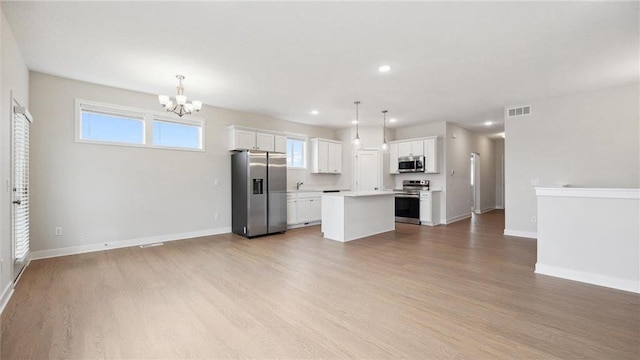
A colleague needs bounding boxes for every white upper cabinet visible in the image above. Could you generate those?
[311,138,342,174]
[398,140,424,157]
[389,143,399,174]
[275,135,287,153]
[255,133,275,151]
[327,142,342,173]
[424,137,439,173]
[232,129,257,150]
[228,126,285,153]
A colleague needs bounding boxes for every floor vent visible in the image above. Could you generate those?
[507,105,531,117]
[140,242,164,248]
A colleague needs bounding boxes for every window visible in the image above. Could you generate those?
[286,138,306,168]
[81,110,144,145]
[76,99,204,151]
[152,119,202,149]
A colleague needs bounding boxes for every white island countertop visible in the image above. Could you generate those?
[323,191,395,197]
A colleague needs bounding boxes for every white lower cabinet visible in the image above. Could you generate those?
[287,192,322,226]
[287,198,297,225]
[420,191,441,226]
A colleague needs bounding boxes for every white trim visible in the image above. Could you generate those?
[30,227,231,260]
[495,206,505,210]
[504,229,537,239]
[0,282,14,315]
[479,207,496,214]
[444,212,472,224]
[535,187,639,199]
[535,263,640,294]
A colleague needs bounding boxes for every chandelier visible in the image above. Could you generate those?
[158,75,202,117]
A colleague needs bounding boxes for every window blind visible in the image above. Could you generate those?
[13,112,30,261]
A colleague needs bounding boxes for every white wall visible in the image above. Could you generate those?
[446,123,496,222]
[536,188,639,293]
[0,8,29,308]
[28,72,339,256]
[504,83,640,237]
[494,139,504,209]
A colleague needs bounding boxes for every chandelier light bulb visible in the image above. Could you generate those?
[158,95,170,105]
[192,101,203,111]
[176,95,187,105]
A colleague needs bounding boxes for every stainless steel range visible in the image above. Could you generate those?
[394,180,430,224]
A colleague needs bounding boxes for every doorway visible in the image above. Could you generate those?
[355,149,380,191]
[12,101,32,282]
[470,153,480,214]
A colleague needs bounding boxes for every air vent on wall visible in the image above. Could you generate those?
[507,105,531,117]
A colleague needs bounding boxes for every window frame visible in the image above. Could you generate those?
[285,136,307,170]
[75,98,205,152]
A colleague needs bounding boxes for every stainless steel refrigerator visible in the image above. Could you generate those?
[231,150,287,237]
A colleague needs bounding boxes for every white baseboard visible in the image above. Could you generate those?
[504,229,537,239]
[30,227,232,260]
[445,213,472,225]
[287,221,321,229]
[535,263,640,294]
[495,206,504,210]
[0,282,14,315]
[479,207,496,214]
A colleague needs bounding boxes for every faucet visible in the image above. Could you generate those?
[296,181,304,190]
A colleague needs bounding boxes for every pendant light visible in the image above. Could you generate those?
[381,110,389,152]
[352,101,362,148]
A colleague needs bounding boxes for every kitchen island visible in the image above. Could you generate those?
[321,191,395,242]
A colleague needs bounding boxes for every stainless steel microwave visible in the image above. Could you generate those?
[398,156,425,173]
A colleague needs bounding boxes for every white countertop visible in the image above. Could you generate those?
[287,188,349,193]
[322,191,395,197]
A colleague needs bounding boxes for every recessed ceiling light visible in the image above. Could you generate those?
[378,65,391,73]
[310,110,319,115]
[389,118,397,123]
[484,121,493,126]
[351,120,358,124]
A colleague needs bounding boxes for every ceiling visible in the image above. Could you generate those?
[2,1,638,137]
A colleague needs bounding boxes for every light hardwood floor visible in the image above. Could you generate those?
[2,210,638,359]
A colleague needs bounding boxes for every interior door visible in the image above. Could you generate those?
[12,103,32,281]
[356,149,380,191]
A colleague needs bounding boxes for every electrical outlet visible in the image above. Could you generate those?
[55,227,63,236]
[214,179,220,186]
[531,179,540,186]
[214,213,220,221]
[531,216,537,223]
